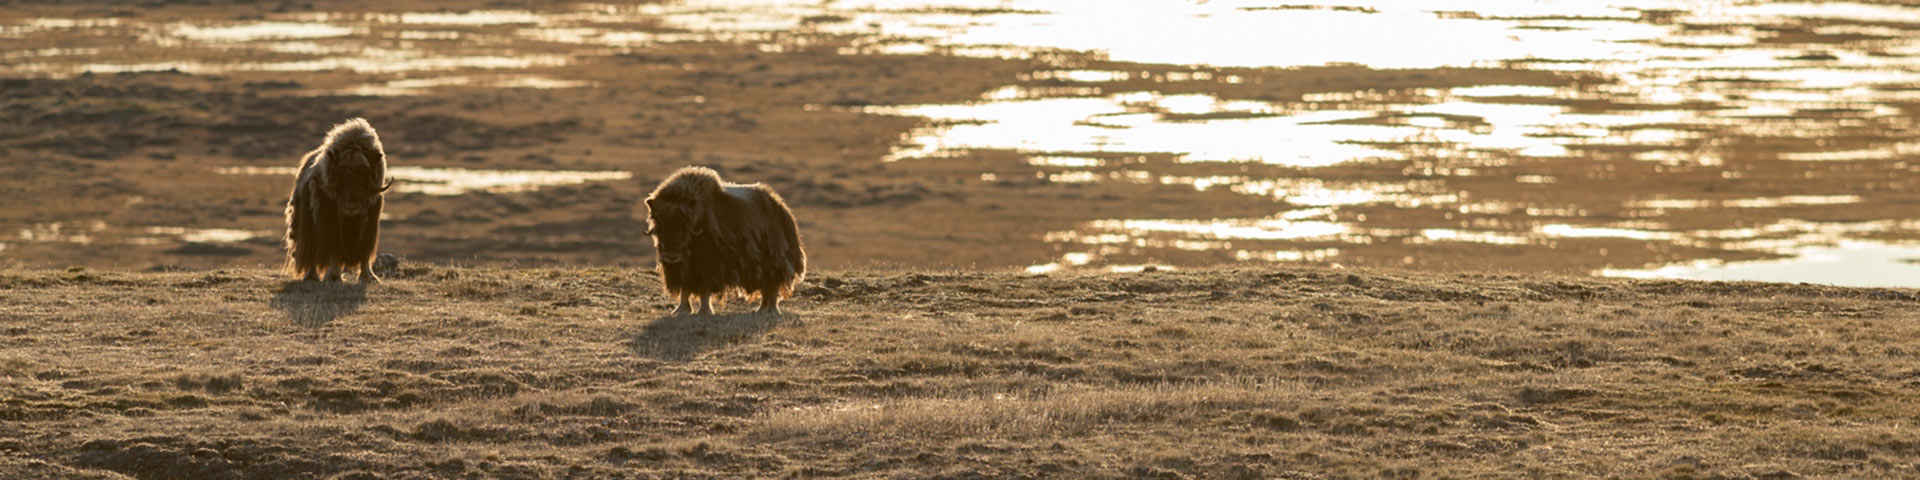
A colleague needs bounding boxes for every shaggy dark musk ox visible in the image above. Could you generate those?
[285,118,392,283]
[645,167,806,315]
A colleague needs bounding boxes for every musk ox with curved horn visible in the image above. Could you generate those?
[285,118,392,283]
[645,166,806,315]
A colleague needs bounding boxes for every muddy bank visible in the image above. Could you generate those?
[3,265,1919,478]
[0,38,1048,269]
[1,37,1597,273]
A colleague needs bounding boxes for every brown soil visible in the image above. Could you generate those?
[3,265,1919,478]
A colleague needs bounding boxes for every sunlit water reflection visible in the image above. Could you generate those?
[828,0,1920,285]
[10,1,1920,284]
[6,221,271,248]
[1603,242,1920,288]
[214,166,632,196]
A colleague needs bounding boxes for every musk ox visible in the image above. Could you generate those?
[645,166,806,315]
[285,118,392,283]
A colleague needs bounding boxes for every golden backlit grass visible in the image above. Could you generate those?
[2,264,1918,478]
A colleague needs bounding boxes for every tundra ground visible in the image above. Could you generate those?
[2,265,1918,478]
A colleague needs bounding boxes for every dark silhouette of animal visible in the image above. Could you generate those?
[645,166,806,315]
[285,118,391,283]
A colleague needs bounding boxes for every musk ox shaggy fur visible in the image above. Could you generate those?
[285,118,392,283]
[645,166,806,315]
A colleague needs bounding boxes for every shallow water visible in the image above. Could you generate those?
[828,0,1920,285]
[7,221,271,247]
[1604,242,1920,287]
[9,1,1920,285]
[214,166,632,196]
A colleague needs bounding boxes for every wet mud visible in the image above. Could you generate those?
[6,0,1920,283]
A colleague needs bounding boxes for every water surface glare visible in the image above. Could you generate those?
[1603,242,1920,288]
[215,166,632,196]
[7,221,271,247]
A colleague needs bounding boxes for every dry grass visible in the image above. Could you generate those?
[752,379,1303,442]
[3,264,1919,478]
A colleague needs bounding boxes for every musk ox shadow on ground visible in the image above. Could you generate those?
[630,311,786,361]
[270,281,368,327]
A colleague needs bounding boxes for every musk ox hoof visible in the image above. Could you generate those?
[358,273,381,284]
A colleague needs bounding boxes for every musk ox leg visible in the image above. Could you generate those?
[697,294,714,316]
[324,263,343,282]
[290,261,315,281]
[357,258,380,284]
[355,210,381,284]
[672,292,694,316]
[758,286,781,315]
[290,196,321,282]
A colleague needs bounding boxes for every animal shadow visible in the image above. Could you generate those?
[631,311,784,361]
[269,281,369,327]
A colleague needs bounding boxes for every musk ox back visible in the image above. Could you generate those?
[645,166,805,315]
[285,118,392,283]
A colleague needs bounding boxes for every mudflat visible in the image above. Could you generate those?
[9,1,1920,278]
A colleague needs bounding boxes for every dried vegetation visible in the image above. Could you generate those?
[2,265,1918,478]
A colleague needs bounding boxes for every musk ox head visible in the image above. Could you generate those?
[317,118,392,217]
[644,167,721,265]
